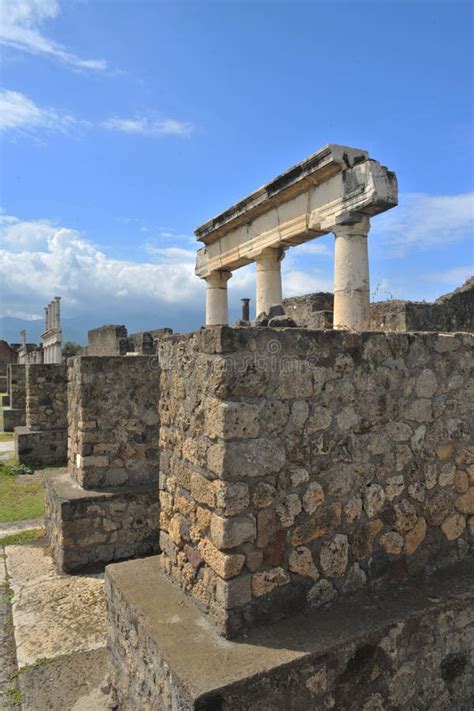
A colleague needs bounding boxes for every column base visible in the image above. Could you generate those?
[45,470,160,573]
[15,426,67,466]
[3,407,25,432]
[106,556,474,711]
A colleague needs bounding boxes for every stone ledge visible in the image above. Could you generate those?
[45,470,160,573]
[105,555,474,710]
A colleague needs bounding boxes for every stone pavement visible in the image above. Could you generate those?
[0,440,14,463]
[1,536,112,711]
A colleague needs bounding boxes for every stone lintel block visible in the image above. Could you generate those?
[105,556,474,710]
[210,512,256,550]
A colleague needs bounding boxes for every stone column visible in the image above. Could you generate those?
[255,248,284,318]
[205,271,231,326]
[54,296,61,329]
[332,216,370,331]
[45,306,49,332]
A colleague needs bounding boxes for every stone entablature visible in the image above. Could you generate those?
[42,297,63,364]
[157,327,473,638]
[68,356,161,489]
[195,144,397,329]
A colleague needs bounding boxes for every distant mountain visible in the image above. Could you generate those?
[0,317,91,345]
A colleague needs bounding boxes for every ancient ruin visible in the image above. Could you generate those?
[42,297,63,364]
[195,144,397,329]
[1,145,472,710]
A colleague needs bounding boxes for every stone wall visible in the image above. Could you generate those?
[8,364,26,410]
[68,356,161,488]
[87,325,128,356]
[25,364,67,431]
[283,278,474,333]
[0,340,18,374]
[106,557,473,711]
[87,324,173,356]
[3,364,26,431]
[158,327,473,637]
[44,354,161,571]
[15,364,68,466]
[45,470,160,572]
[283,293,334,328]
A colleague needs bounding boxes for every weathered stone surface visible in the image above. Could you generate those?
[155,329,472,636]
[252,567,290,597]
[456,489,474,514]
[44,470,160,573]
[68,356,160,489]
[441,514,466,540]
[198,538,245,579]
[210,513,256,549]
[288,546,319,579]
[319,534,348,577]
[106,543,474,710]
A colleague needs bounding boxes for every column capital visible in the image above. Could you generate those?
[205,270,232,288]
[332,215,370,238]
[254,247,285,265]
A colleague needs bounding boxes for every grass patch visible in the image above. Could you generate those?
[0,458,46,524]
[0,432,13,442]
[0,528,44,546]
[6,686,23,706]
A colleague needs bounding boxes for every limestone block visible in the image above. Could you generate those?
[210,513,256,550]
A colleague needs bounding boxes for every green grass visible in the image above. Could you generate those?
[0,529,44,546]
[0,431,14,442]
[0,458,46,524]
[6,686,23,706]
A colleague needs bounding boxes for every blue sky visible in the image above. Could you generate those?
[0,0,473,335]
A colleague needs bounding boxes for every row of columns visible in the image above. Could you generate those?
[44,297,61,332]
[204,217,370,331]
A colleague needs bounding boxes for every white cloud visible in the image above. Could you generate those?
[102,114,193,138]
[0,0,109,72]
[373,192,474,257]
[0,89,194,140]
[0,215,204,322]
[0,89,76,135]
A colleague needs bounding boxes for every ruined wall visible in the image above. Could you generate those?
[87,325,128,356]
[68,356,160,488]
[87,325,173,357]
[283,293,334,328]
[8,364,26,409]
[25,364,68,431]
[284,279,473,332]
[158,327,473,637]
[0,341,18,374]
[15,364,68,465]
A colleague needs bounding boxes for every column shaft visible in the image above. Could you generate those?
[255,248,283,318]
[333,217,370,331]
[205,271,231,326]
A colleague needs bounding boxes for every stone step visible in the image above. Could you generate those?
[105,555,474,710]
